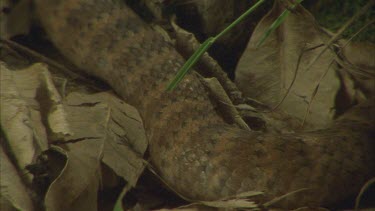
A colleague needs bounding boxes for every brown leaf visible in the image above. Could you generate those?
[236,1,341,128]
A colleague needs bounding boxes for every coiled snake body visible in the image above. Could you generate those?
[34,0,374,208]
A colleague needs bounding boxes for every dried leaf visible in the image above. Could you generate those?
[1,61,148,210]
[0,144,35,211]
[236,1,340,128]
[195,191,263,210]
[201,199,258,209]
[0,62,50,180]
[63,92,147,187]
[45,90,147,210]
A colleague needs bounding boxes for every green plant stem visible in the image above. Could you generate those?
[257,0,304,47]
[166,38,215,91]
[166,0,266,91]
[214,0,266,41]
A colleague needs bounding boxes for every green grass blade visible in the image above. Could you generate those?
[112,184,133,211]
[166,0,267,91]
[355,178,375,210]
[166,37,214,91]
[256,0,304,48]
[215,0,266,40]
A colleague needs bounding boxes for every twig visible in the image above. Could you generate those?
[301,12,375,127]
[262,43,327,113]
[304,0,374,72]
[355,177,375,210]
[335,18,375,78]
[301,62,331,127]
[266,43,306,112]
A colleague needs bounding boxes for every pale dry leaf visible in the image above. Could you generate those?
[44,93,111,211]
[0,62,103,211]
[290,207,329,211]
[44,90,146,210]
[201,199,258,209]
[338,40,375,99]
[340,41,375,69]
[0,144,35,211]
[40,68,72,140]
[229,191,264,199]
[156,206,215,211]
[236,1,340,128]
[268,207,329,211]
[0,62,50,181]
[191,191,263,210]
[0,61,147,210]
[155,208,203,211]
[63,92,147,187]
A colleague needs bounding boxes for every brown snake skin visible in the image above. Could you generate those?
[34,0,374,208]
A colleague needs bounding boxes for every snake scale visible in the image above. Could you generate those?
[34,0,374,208]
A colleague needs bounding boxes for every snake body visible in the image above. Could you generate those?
[34,0,374,208]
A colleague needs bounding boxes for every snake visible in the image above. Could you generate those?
[34,0,374,208]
